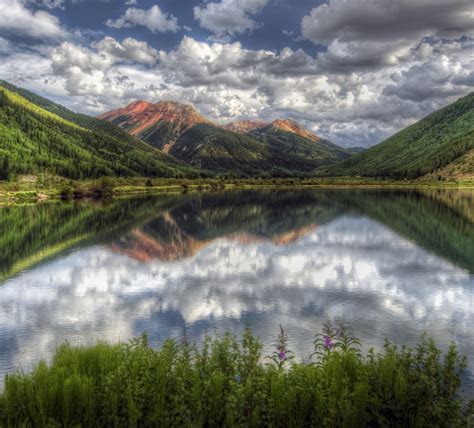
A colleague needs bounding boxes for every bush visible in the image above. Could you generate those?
[0,323,472,427]
[59,186,73,200]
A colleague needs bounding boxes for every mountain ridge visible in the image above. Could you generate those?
[99,99,352,176]
[269,119,320,143]
[0,82,203,179]
[2,80,471,181]
[222,120,268,134]
[317,92,474,179]
[100,100,327,150]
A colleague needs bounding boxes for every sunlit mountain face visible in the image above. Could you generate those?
[0,189,473,395]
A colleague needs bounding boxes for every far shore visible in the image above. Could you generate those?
[0,176,473,205]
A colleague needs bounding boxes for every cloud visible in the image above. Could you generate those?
[157,36,318,87]
[383,54,469,102]
[3,23,473,148]
[149,36,473,146]
[106,5,179,33]
[0,215,472,388]
[194,0,268,37]
[27,0,65,9]
[51,42,118,97]
[46,37,162,111]
[301,0,474,70]
[0,0,64,39]
[93,37,158,65]
[30,34,468,145]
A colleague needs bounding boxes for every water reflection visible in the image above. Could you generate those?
[0,189,473,395]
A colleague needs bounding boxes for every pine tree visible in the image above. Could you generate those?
[0,156,10,181]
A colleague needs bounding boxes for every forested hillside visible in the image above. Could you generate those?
[318,93,474,179]
[170,124,343,176]
[250,123,351,165]
[0,84,201,179]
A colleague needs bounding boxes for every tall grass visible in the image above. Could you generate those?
[0,323,472,427]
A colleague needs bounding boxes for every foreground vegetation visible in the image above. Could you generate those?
[0,324,472,427]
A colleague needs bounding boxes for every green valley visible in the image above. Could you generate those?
[0,80,472,185]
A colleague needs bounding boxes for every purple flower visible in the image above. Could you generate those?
[324,335,334,349]
[279,351,286,361]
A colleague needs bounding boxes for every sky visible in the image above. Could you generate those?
[0,0,473,147]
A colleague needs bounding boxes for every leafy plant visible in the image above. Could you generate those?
[0,326,472,427]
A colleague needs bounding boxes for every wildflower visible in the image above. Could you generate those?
[279,350,286,361]
[235,374,241,383]
[324,335,334,349]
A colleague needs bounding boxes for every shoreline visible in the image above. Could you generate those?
[0,177,473,205]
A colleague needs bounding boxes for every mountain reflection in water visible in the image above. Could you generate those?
[0,189,473,395]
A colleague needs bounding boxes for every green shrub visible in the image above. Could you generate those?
[0,324,472,427]
[58,186,73,200]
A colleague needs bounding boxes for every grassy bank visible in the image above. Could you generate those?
[1,175,473,204]
[0,324,472,427]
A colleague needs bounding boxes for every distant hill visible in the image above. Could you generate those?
[318,93,474,179]
[169,123,319,176]
[170,122,351,176]
[250,120,351,166]
[347,146,367,154]
[0,82,201,179]
[98,100,211,152]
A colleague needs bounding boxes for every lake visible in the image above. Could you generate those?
[0,188,473,396]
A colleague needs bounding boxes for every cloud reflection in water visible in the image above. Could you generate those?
[0,214,472,393]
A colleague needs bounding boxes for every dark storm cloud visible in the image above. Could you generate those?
[302,0,473,70]
[302,0,472,43]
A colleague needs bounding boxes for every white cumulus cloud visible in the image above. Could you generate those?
[0,0,64,39]
[106,5,180,33]
[194,0,268,38]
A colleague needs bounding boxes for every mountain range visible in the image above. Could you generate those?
[99,100,351,176]
[0,79,472,180]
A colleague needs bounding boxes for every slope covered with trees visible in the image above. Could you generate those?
[318,93,474,179]
[0,83,201,179]
[250,122,351,165]
[170,124,346,176]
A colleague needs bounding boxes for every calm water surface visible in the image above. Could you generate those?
[0,189,473,395]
